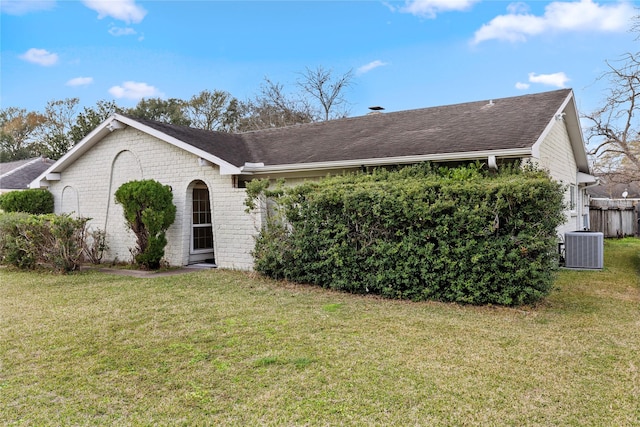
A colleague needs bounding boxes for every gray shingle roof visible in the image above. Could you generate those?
[128,89,572,168]
[0,158,35,175]
[587,175,640,199]
[1,157,55,190]
[127,116,251,167]
[239,89,571,166]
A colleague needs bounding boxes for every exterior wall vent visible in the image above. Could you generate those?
[564,231,604,269]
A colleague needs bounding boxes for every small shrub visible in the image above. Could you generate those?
[0,189,54,214]
[0,212,36,269]
[83,228,108,264]
[114,179,176,270]
[0,212,89,272]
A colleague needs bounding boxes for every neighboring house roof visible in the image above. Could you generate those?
[587,174,640,199]
[31,88,589,186]
[1,159,33,175]
[1,157,54,190]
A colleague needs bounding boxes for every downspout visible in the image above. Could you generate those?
[488,155,498,171]
[579,177,601,230]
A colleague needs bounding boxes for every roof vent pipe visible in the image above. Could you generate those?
[368,106,385,115]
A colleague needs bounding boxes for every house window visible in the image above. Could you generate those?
[569,185,577,212]
[192,188,213,251]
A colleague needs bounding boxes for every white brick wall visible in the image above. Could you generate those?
[535,119,582,236]
[47,127,260,270]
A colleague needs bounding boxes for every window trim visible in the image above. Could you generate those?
[569,184,577,214]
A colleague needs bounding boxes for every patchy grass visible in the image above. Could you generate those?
[1,239,639,426]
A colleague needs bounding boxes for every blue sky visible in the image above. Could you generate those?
[1,0,638,119]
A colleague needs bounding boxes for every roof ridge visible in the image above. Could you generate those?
[120,88,573,141]
[236,88,573,136]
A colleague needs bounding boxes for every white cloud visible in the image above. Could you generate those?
[0,0,55,15]
[399,0,479,18]
[81,0,146,24]
[515,82,530,90]
[473,0,634,44]
[506,2,530,15]
[66,77,94,87]
[109,26,137,36]
[357,60,389,75]
[528,72,570,88]
[109,81,163,100]
[19,48,58,66]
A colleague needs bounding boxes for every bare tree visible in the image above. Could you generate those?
[584,52,640,175]
[585,13,640,178]
[297,66,354,121]
[236,78,316,132]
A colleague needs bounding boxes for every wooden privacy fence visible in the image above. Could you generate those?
[589,198,639,238]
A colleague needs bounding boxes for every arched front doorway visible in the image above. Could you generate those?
[189,181,215,264]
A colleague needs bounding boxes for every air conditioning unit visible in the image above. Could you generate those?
[564,231,604,269]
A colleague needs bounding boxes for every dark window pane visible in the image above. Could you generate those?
[193,226,213,250]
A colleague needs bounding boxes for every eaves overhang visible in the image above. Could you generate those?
[114,114,242,175]
[239,147,533,175]
[531,90,590,174]
[30,116,120,188]
[30,114,243,189]
[577,171,598,185]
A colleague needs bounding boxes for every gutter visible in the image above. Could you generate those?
[239,148,532,175]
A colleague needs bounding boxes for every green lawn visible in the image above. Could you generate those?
[1,239,639,426]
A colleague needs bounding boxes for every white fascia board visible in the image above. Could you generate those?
[29,115,121,188]
[240,148,532,175]
[531,90,590,174]
[563,95,590,173]
[115,114,242,175]
[29,180,46,189]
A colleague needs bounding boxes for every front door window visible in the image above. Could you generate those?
[192,188,213,252]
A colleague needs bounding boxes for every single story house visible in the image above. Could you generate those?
[1,157,54,194]
[31,88,595,270]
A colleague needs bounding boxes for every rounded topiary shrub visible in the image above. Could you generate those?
[0,189,54,214]
[114,179,176,270]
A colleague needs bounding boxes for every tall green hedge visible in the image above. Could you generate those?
[0,189,54,214]
[247,163,565,306]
